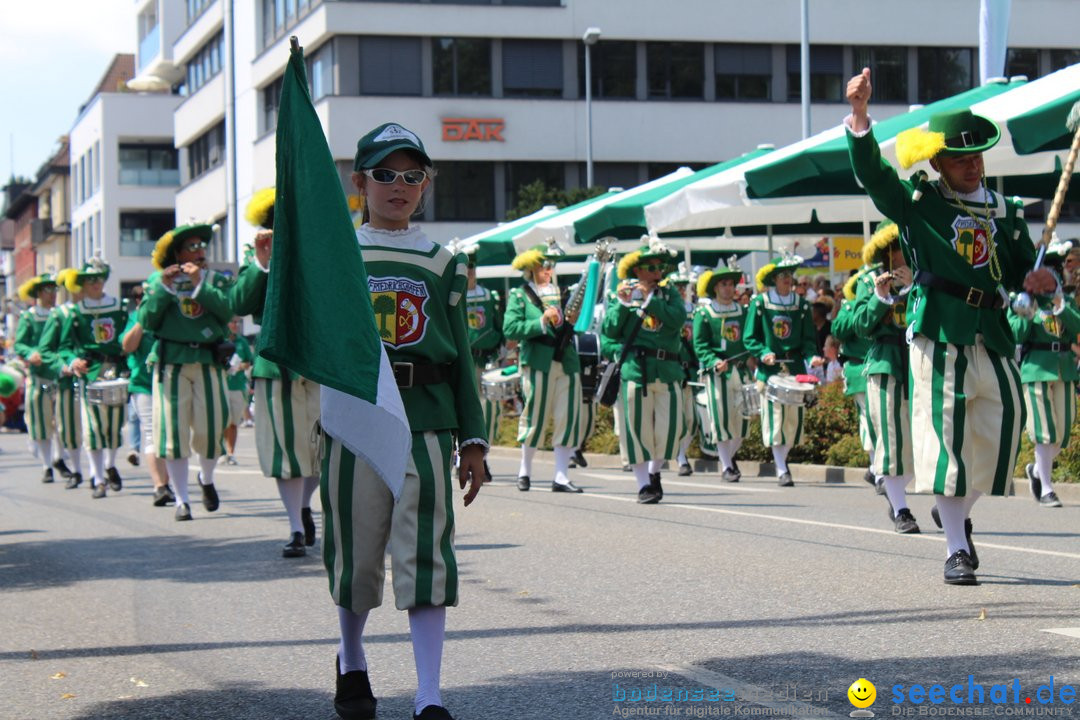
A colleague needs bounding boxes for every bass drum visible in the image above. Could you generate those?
[694,389,718,459]
[574,332,604,402]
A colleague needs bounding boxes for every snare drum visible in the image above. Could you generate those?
[86,378,130,406]
[480,368,521,402]
[574,332,602,401]
[694,389,718,458]
[765,375,816,407]
[736,383,762,418]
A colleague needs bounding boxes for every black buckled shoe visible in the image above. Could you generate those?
[1026,463,1041,501]
[335,658,377,720]
[571,449,588,468]
[516,476,530,491]
[91,483,107,499]
[551,480,583,493]
[944,550,977,585]
[893,508,920,534]
[175,503,193,521]
[777,472,794,487]
[283,532,306,558]
[65,472,83,490]
[650,472,664,501]
[153,485,176,507]
[127,451,140,467]
[199,477,220,512]
[721,467,740,483]
[106,466,122,492]
[930,507,978,570]
[637,485,662,504]
[1039,491,1063,508]
[53,459,73,479]
[302,507,317,546]
[41,468,54,484]
[414,705,454,720]
[678,463,693,477]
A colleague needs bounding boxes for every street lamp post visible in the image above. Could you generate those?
[583,27,602,188]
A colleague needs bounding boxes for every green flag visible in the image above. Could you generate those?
[258,43,410,495]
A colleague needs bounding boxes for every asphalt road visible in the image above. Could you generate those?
[1,428,1078,720]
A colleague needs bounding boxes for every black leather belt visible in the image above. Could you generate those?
[914,270,1003,309]
[633,347,677,361]
[1026,341,1071,352]
[392,362,452,389]
[531,336,558,348]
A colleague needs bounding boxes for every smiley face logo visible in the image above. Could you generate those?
[848,678,876,709]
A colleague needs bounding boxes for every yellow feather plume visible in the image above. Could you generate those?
[151,231,176,271]
[862,222,900,266]
[55,269,75,290]
[65,270,83,293]
[617,251,643,280]
[755,263,776,292]
[843,273,861,301]
[696,271,715,300]
[17,278,37,301]
[895,127,946,170]
[244,187,276,229]
[511,249,544,272]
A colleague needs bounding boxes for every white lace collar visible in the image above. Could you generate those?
[356,223,430,250]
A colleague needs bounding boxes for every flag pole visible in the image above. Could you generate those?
[290,35,300,52]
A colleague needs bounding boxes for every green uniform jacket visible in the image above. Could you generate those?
[139,267,263,366]
[57,296,129,384]
[37,304,79,389]
[848,270,910,379]
[503,284,581,374]
[744,290,816,381]
[1008,297,1080,383]
[124,315,155,395]
[226,334,255,392]
[692,299,747,381]
[602,284,686,385]
[465,286,503,357]
[848,127,1035,358]
[676,300,698,381]
[14,306,54,381]
[830,298,869,394]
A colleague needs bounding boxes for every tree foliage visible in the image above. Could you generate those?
[505,180,607,221]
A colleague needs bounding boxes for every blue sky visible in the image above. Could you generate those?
[0,0,135,183]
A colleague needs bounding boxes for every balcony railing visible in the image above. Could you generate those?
[119,168,181,186]
[139,24,161,71]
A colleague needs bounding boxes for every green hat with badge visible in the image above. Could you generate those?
[617,236,678,280]
[68,256,111,291]
[353,123,433,171]
[17,273,57,301]
[897,108,1001,169]
[755,253,804,291]
[152,224,214,271]
[511,239,566,272]
[697,256,743,298]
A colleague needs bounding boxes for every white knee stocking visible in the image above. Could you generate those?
[276,477,304,534]
[647,458,663,474]
[409,605,445,715]
[166,458,190,505]
[87,449,106,487]
[337,606,369,673]
[518,445,536,478]
[935,496,971,557]
[553,445,572,487]
[198,456,218,486]
[772,444,791,474]
[1034,444,1059,497]
[632,462,651,490]
[36,440,53,470]
[881,475,911,513]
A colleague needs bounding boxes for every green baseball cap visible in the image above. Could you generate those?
[353,123,432,171]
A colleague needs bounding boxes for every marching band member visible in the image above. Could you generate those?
[831,268,879,491]
[14,272,60,483]
[464,250,504,457]
[693,258,749,483]
[503,242,585,493]
[38,268,84,489]
[848,221,919,533]
[744,254,824,486]
[847,68,1050,584]
[602,239,687,504]
[668,266,699,476]
[51,259,129,498]
[1010,239,1080,508]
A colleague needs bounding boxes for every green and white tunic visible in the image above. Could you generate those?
[466,285,504,443]
[14,306,56,441]
[693,299,749,443]
[38,303,82,450]
[60,296,129,450]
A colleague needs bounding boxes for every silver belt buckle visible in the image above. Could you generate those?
[393,362,414,388]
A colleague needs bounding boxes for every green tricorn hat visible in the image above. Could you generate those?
[617,236,678,280]
[17,273,57,301]
[152,224,214,270]
[511,240,566,272]
[696,256,743,298]
[896,109,1001,169]
[755,254,804,291]
[68,257,111,291]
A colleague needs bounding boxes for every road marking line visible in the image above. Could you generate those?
[658,663,845,718]
[575,471,779,493]
[1041,628,1080,639]
[540,487,1080,561]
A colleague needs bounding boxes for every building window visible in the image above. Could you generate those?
[187,31,224,95]
[93,141,101,194]
[1005,48,1040,79]
[714,43,772,101]
[505,162,564,212]
[647,42,704,100]
[1049,49,1080,73]
[263,76,284,133]
[852,46,907,103]
[433,162,495,221]
[187,122,226,180]
[434,38,492,96]
[502,39,563,97]
[120,211,176,257]
[787,45,844,102]
[578,40,636,99]
[917,47,974,103]
[262,0,321,49]
[359,36,422,96]
[186,0,213,25]
[119,144,179,186]
[307,41,334,100]
[585,162,639,190]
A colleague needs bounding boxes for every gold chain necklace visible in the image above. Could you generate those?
[939,174,1002,282]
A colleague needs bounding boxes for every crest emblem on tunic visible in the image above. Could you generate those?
[91,317,116,343]
[369,276,430,348]
[772,316,792,340]
[179,297,204,319]
[1042,314,1062,337]
[642,314,662,332]
[892,301,908,329]
[467,305,486,330]
[950,216,997,268]
[722,321,742,342]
